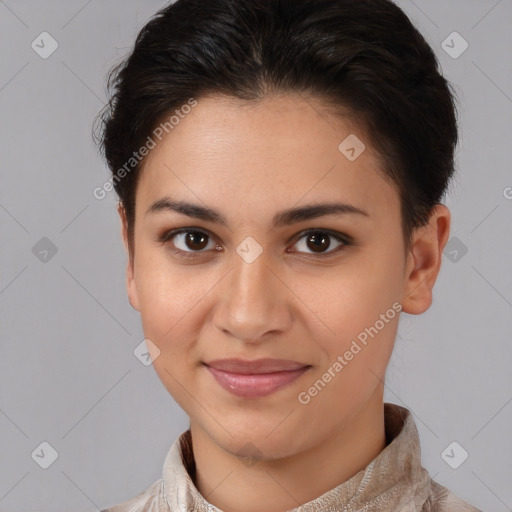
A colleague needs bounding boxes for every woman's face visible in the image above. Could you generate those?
[122,93,421,459]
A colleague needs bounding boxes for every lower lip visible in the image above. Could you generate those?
[205,365,310,398]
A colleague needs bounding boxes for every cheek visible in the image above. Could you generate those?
[295,243,403,395]
[133,255,209,408]
[295,274,401,433]
[134,248,211,334]
[301,253,403,347]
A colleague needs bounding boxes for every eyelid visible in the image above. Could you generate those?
[158,227,216,244]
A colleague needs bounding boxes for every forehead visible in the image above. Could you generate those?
[135,93,400,225]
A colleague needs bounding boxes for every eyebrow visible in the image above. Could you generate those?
[145,196,369,228]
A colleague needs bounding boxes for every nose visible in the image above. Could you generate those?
[212,244,292,343]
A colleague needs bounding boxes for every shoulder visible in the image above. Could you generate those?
[423,479,483,512]
[100,478,168,512]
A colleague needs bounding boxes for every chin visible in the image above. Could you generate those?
[202,414,312,460]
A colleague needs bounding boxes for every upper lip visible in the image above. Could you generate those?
[204,358,310,374]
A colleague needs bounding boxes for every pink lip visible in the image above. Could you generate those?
[204,358,311,398]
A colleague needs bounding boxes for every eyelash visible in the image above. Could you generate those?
[157,228,354,260]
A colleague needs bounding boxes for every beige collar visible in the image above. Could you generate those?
[162,403,433,511]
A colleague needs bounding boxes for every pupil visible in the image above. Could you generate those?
[307,231,330,253]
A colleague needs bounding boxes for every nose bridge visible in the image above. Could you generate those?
[214,240,290,340]
[230,242,276,309]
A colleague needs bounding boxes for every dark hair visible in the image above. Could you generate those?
[94,0,459,257]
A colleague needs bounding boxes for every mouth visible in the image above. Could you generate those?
[203,358,312,398]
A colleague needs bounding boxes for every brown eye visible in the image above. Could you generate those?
[159,228,352,261]
[290,230,350,257]
[183,231,209,251]
[160,229,217,258]
[305,231,331,253]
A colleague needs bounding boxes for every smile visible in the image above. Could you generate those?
[203,360,311,398]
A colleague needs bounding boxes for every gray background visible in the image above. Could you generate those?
[0,0,511,510]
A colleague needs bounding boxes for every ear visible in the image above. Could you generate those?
[118,203,140,311]
[401,204,451,315]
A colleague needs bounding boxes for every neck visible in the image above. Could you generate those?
[190,389,386,512]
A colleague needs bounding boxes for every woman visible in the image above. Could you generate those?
[95,0,481,510]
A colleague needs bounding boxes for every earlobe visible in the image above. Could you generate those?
[118,203,141,311]
[401,204,451,315]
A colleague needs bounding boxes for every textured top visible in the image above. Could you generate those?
[101,403,482,511]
